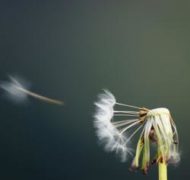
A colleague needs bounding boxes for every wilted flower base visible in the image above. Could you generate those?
[131,108,179,174]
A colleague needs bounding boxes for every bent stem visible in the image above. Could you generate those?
[158,161,167,180]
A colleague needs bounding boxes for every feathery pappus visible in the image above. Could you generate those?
[94,90,180,174]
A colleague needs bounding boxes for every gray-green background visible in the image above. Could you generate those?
[0,0,189,179]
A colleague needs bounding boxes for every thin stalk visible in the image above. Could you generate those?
[158,161,167,180]
[16,87,63,105]
[115,102,141,109]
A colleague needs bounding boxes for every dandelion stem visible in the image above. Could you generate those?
[119,121,140,135]
[115,102,141,109]
[125,124,143,144]
[114,114,138,117]
[114,111,139,115]
[114,119,139,128]
[158,161,167,180]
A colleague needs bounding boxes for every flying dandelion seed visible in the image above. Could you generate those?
[94,90,180,180]
[0,76,64,105]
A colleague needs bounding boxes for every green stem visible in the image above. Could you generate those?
[158,162,167,180]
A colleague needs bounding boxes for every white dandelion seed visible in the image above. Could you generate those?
[0,76,63,105]
[94,90,180,174]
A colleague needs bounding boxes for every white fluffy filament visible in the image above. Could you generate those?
[94,90,142,161]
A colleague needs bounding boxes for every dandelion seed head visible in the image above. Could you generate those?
[94,90,180,173]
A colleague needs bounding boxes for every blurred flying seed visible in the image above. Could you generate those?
[0,76,63,105]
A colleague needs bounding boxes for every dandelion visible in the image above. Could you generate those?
[94,90,179,180]
[0,76,63,105]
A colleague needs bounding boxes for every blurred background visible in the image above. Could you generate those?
[0,0,189,179]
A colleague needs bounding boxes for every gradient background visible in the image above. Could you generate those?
[0,0,189,179]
